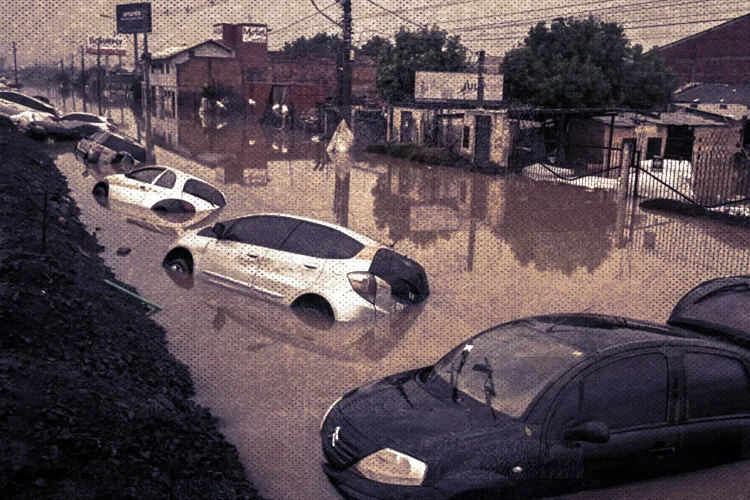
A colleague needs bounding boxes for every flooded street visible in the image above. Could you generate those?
[30,87,750,499]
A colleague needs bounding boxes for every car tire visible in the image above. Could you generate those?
[166,257,191,275]
[92,183,108,198]
[292,295,335,329]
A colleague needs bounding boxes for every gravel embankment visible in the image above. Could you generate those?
[0,126,262,499]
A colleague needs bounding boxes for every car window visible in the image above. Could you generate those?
[225,216,299,248]
[552,354,668,433]
[65,114,98,123]
[1,93,52,113]
[154,170,177,189]
[183,179,226,207]
[279,221,364,259]
[126,168,165,183]
[685,353,750,420]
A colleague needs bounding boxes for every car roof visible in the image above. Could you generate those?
[494,314,747,357]
[235,213,381,247]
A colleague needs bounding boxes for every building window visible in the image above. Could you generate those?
[166,65,170,74]
[463,125,470,149]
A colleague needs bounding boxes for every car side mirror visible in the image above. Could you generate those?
[212,222,225,240]
[564,421,610,443]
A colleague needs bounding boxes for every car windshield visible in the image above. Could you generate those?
[430,322,586,417]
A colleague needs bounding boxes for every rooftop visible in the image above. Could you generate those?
[674,83,750,106]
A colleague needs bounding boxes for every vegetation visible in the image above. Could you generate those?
[501,16,676,109]
[280,32,342,59]
[376,25,469,104]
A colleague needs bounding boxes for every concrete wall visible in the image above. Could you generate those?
[460,110,513,168]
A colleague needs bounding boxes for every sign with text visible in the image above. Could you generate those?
[116,2,152,34]
[415,71,504,102]
[86,35,128,56]
[242,25,268,43]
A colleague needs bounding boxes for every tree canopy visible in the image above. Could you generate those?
[376,25,469,104]
[501,17,676,109]
[359,35,392,58]
[280,32,342,59]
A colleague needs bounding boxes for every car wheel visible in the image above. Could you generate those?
[167,257,190,275]
[92,183,108,199]
[292,295,335,330]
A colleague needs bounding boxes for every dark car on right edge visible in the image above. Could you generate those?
[321,276,750,499]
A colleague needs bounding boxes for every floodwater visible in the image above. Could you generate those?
[31,86,750,499]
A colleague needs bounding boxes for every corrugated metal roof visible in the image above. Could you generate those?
[150,40,234,61]
[674,83,750,106]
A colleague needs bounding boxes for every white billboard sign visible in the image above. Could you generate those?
[86,35,128,56]
[242,25,268,43]
[415,71,504,102]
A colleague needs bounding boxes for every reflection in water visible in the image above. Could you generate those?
[499,179,618,275]
[162,270,424,363]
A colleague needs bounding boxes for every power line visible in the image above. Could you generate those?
[360,0,424,28]
[269,2,339,36]
[464,16,742,42]
[458,3,749,37]
[450,0,738,33]
[311,0,343,29]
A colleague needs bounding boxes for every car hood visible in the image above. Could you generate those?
[333,368,521,458]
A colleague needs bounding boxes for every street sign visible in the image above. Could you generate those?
[116,2,152,34]
[415,71,504,103]
[86,35,128,56]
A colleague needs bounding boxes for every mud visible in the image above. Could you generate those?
[0,125,261,499]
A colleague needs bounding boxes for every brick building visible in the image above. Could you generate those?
[146,22,381,122]
[654,13,750,86]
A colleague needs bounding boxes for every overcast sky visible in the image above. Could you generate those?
[2,0,747,68]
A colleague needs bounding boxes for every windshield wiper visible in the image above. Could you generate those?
[473,357,497,421]
[450,344,472,404]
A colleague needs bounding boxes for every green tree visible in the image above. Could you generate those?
[359,36,392,57]
[281,32,342,59]
[377,25,469,104]
[501,16,676,109]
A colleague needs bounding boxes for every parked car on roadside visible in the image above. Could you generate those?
[28,112,117,140]
[75,130,146,166]
[321,276,750,499]
[162,214,430,323]
[92,166,226,214]
[0,90,59,117]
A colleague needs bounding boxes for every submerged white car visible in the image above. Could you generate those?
[162,214,430,323]
[92,166,227,213]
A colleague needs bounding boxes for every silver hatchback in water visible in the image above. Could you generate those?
[162,214,429,323]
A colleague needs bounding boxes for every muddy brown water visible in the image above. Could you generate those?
[31,87,750,499]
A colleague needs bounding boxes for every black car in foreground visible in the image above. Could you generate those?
[321,276,750,499]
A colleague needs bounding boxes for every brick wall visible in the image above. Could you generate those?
[655,15,750,85]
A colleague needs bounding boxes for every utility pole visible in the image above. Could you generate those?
[97,38,103,115]
[12,41,19,87]
[477,50,485,104]
[133,33,139,73]
[80,46,87,112]
[341,0,352,126]
[142,31,153,163]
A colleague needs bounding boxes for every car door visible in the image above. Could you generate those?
[674,349,750,472]
[140,169,177,208]
[202,216,300,295]
[251,220,337,301]
[543,351,678,484]
[110,167,166,205]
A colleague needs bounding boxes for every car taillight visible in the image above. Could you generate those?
[348,272,377,304]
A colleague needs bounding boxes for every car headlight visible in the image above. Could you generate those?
[352,448,427,486]
[320,396,342,430]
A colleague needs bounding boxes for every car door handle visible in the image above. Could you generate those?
[647,446,675,456]
[244,253,259,259]
[140,186,146,190]
[303,264,318,270]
